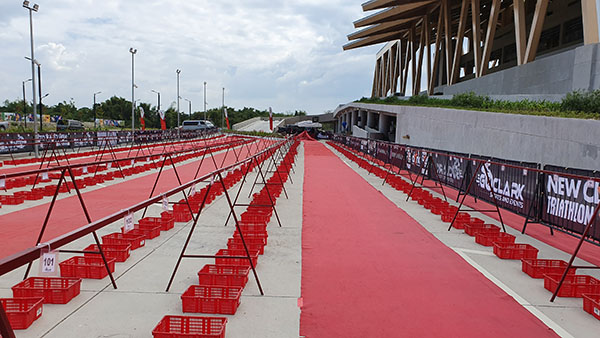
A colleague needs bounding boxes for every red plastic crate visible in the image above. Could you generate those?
[226,238,266,255]
[197,265,250,288]
[84,244,131,263]
[440,212,454,223]
[162,210,174,219]
[583,294,600,320]
[493,243,538,260]
[232,232,268,245]
[215,249,259,267]
[238,219,268,227]
[543,274,600,298]
[152,316,227,338]
[122,224,161,239]
[11,277,81,304]
[475,232,516,247]
[139,217,162,227]
[174,209,193,222]
[237,223,267,232]
[450,219,468,230]
[234,228,268,239]
[464,223,500,237]
[181,285,242,315]
[59,256,116,279]
[102,232,146,250]
[0,297,43,330]
[161,217,175,231]
[470,218,484,226]
[521,259,576,279]
[24,191,44,201]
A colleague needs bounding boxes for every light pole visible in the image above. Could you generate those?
[129,48,137,135]
[93,91,101,128]
[151,89,161,111]
[176,69,181,135]
[203,81,207,121]
[40,93,49,129]
[184,98,192,118]
[22,79,32,128]
[23,0,39,157]
[222,87,225,128]
[24,57,42,130]
[38,62,43,131]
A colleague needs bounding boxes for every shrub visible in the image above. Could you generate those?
[561,90,600,114]
[407,94,429,105]
[450,92,492,108]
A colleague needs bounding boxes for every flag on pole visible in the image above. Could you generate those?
[269,107,273,131]
[159,110,166,130]
[139,107,146,131]
[224,108,230,129]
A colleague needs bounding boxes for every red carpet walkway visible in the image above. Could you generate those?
[0,140,267,259]
[300,141,558,337]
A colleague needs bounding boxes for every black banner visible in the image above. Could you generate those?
[542,165,600,240]
[376,142,390,163]
[433,151,470,189]
[0,133,31,154]
[469,156,539,216]
[389,144,406,169]
[405,148,428,176]
[0,130,210,154]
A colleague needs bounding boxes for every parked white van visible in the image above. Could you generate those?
[182,120,214,131]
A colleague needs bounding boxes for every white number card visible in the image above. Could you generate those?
[123,213,134,233]
[39,250,59,276]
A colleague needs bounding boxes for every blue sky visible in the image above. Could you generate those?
[0,0,381,115]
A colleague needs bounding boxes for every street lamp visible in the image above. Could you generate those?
[203,81,207,121]
[176,69,181,135]
[93,91,101,128]
[129,47,137,135]
[222,87,225,128]
[184,98,192,118]
[24,57,43,130]
[40,92,49,125]
[23,0,39,156]
[151,89,161,111]
[22,78,32,128]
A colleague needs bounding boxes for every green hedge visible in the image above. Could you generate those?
[357,91,600,119]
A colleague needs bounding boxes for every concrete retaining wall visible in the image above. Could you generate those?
[439,43,600,96]
[335,103,600,171]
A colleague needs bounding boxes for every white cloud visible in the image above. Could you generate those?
[0,0,380,114]
[37,42,83,71]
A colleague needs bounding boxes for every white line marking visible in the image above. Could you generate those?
[451,247,496,257]
[453,248,574,338]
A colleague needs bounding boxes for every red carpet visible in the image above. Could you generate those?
[0,140,268,259]
[300,142,558,337]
